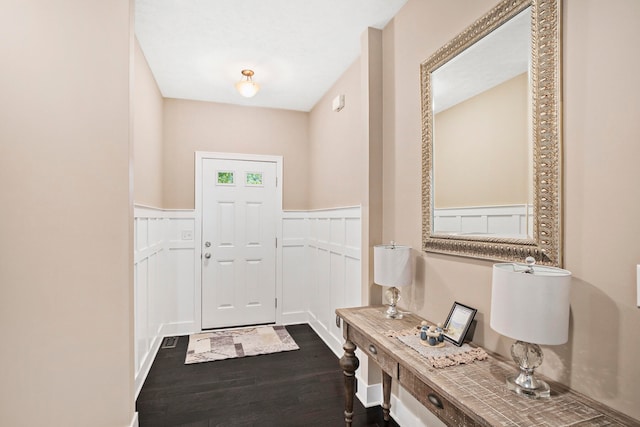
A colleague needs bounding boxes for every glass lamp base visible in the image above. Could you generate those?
[385,305,403,319]
[384,287,403,319]
[507,340,551,399]
[506,373,551,399]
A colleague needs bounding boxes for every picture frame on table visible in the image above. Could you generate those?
[443,302,477,346]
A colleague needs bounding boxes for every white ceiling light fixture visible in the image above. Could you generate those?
[235,69,260,98]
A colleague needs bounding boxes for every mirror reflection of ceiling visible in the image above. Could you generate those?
[432,8,530,114]
[135,0,408,112]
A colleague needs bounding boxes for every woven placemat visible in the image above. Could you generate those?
[389,328,488,368]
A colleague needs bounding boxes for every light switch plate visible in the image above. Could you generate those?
[637,265,640,308]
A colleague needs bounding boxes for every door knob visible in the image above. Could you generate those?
[204,253,211,259]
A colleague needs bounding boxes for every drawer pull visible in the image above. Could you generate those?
[368,344,377,355]
[428,393,443,409]
[335,315,341,328]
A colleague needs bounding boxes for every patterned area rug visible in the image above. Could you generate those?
[184,325,299,364]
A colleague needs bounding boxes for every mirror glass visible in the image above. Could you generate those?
[421,0,562,266]
[432,8,531,239]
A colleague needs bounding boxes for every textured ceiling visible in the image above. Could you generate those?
[135,0,408,112]
[432,8,530,113]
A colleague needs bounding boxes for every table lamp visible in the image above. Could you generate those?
[490,257,571,399]
[374,242,413,319]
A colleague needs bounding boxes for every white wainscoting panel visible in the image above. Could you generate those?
[133,206,197,397]
[164,211,197,335]
[281,213,309,324]
[434,204,533,238]
[304,207,362,357]
[281,207,362,334]
[134,207,164,398]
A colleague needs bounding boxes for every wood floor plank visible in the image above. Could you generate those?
[136,324,400,426]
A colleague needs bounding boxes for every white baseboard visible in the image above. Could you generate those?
[356,380,382,407]
[281,310,309,325]
[307,314,343,358]
[160,321,199,337]
[134,334,163,398]
[128,412,139,427]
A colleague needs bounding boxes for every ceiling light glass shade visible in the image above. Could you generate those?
[235,69,260,98]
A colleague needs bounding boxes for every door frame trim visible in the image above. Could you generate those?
[195,151,284,331]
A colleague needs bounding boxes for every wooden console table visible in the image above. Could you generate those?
[336,306,638,427]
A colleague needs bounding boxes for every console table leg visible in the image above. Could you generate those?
[339,340,360,427]
[382,370,392,422]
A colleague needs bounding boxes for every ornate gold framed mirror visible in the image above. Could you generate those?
[421,0,562,266]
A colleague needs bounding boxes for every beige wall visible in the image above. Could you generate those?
[162,99,309,210]
[133,38,164,208]
[382,0,640,420]
[361,28,384,308]
[307,29,385,316]
[434,73,528,208]
[562,0,640,416]
[0,0,134,426]
[308,59,364,210]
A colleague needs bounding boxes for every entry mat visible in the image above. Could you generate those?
[185,325,299,364]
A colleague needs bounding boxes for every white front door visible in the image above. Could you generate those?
[201,158,277,329]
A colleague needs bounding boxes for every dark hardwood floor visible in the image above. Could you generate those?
[136,324,400,427]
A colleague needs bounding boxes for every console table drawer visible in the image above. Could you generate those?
[348,327,398,379]
[398,365,477,427]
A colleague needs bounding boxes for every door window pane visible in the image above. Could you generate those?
[246,172,263,186]
[217,171,234,185]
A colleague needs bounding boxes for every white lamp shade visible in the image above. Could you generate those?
[490,263,571,345]
[374,244,413,288]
